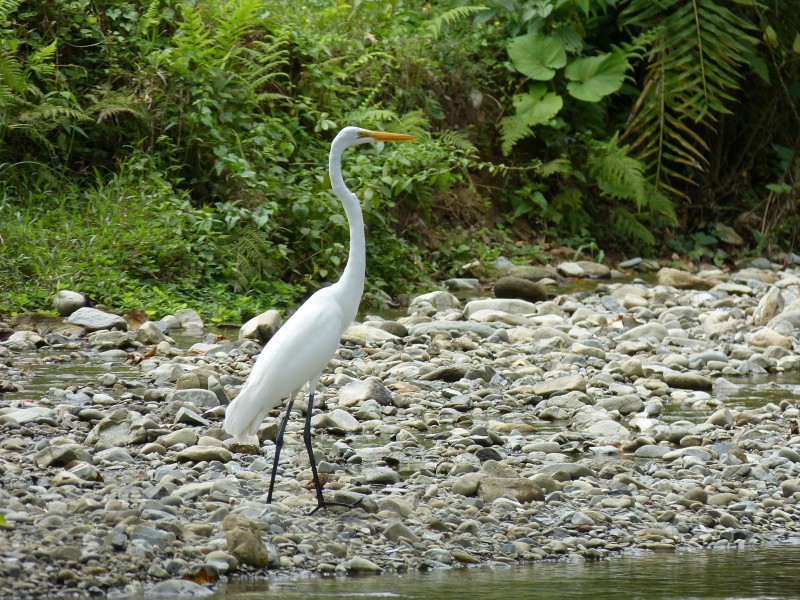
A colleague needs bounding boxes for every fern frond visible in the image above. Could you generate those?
[0,50,25,96]
[344,108,398,128]
[0,0,20,22]
[90,91,146,122]
[499,113,533,156]
[390,110,428,137]
[621,0,760,195]
[435,129,477,156]
[610,206,656,248]
[426,5,488,40]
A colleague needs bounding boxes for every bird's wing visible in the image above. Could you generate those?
[223,289,345,440]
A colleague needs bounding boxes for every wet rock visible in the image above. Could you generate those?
[66,307,128,332]
[176,445,233,463]
[493,276,547,302]
[657,268,708,289]
[53,290,88,317]
[477,477,544,503]
[84,408,148,449]
[239,310,281,344]
[136,321,167,345]
[223,514,272,568]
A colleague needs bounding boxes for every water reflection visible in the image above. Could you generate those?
[221,544,800,600]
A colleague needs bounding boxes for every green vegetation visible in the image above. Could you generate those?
[0,0,798,322]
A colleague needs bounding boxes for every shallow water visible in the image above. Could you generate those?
[218,544,800,600]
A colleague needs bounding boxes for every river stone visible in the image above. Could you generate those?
[344,324,400,343]
[748,328,792,349]
[657,268,707,289]
[780,479,800,497]
[157,429,199,448]
[223,514,272,568]
[534,375,586,397]
[707,408,734,427]
[338,377,393,407]
[408,291,460,314]
[85,408,148,449]
[176,445,233,463]
[170,388,220,408]
[35,446,78,468]
[444,277,479,292]
[777,448,800,463]
[86,330,131,349]
[361,467,401,485]
[66,307,128,332]
[634,445,671,459]
[753,287,784,326]
[0,406,57,425]
[135,321,167,344]
[538,462,596,480]
[347,556,381,573]
[618,322,670,342]
[464,298,538,318]
[493,276,547,302]
[383,521,420,543]
[53,290,87,317]
[311,408,361,433]
[452,472,482,496]
[239,309,281,343]
[145,579,214,597]
[420,365,469,382]
[407,321,496,339]
[477,477,544,503]
[174,308,204,330]
[664,372,713,391]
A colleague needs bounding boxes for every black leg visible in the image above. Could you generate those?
[303,389,363,515]
[266,392,296,504]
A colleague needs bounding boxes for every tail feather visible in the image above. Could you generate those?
[223,383,278,442]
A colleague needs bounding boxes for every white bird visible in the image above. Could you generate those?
[223,126,415,512]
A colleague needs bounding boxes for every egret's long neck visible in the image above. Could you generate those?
[329,140,366,312]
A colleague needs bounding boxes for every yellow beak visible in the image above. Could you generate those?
[364,130,416,141]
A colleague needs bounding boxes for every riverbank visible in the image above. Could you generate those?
[1,260,800,598]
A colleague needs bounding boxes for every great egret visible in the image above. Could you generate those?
[223,126,415,512]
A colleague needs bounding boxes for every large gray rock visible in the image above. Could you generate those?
[53,290,86,317]
[407,321,496,339]
[223,513,272,568]
[239,310,281,344]
[657,267,707,289]
[464,298,538,318]
[754,288,784,326]
[66,307,127,332]
[135,321,167,344]
[169,388,220,408]
[477,477,544,503]
[311,408,362,432]
[534,375,586,398]
[408,291,460,315]
[338,377,393,407]
[84,408,148,449]
[493,276,547,302]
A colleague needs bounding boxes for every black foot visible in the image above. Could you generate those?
[307,496,364,516]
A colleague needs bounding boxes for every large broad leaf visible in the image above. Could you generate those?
[513,84,564,124]
[499,85,564,155]
[565,52,628,102]
[507,33,567,81]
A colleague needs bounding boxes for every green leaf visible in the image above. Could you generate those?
[507,33,567,81]
[793,33,800,54]
[565,52,628,102]
[513,84,564,125]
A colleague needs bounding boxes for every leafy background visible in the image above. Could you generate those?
[0,0,798,322]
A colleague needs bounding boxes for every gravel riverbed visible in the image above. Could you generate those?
[1,260,800,598]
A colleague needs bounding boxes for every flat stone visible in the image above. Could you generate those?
[383,521,420,543]
[66,307,128,332]
[477,477,544,503]
[534,375,586,397]
[176,446,233,463]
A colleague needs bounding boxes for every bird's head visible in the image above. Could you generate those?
[337,126,416,147]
